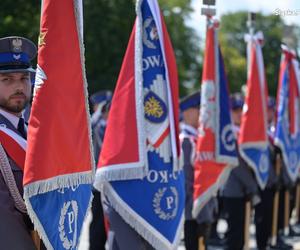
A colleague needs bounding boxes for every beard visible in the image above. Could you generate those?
[0,93,30,114]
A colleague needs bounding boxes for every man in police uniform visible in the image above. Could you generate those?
[221,93,260,250]
[0,36,37,249]
[89,90,112,250]
[254,96,279,250]
[180,91,218,250]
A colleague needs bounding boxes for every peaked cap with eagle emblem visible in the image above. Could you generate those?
[0,36,37,73]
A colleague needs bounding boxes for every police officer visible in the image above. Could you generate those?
[0,36,37,249]
[254,96,279,250]
[221,93,260,250]
[89,90,112,250]
[180,91,218,250]
[90,90,112,162]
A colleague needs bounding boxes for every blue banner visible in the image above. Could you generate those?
[275,67,300,182]
[107,0,185,249]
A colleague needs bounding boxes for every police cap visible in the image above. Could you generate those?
[230,92,244,110]
[0,36,37,73]
[179,91,201,112]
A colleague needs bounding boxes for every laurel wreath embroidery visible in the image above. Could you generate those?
[58,201,78,249]
[153,187,178,220]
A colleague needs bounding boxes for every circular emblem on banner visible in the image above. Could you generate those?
[289,151,298,171]
[221,124,236,152]
[153,187,178,220]
[259,153,269,174]
[144,91,167,123]
[143,17,159,49]
[58,200,78,249]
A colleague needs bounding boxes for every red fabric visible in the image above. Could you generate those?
[238,43,268,144]
[98,15,180,169]
[197,25,215,153]
[98,23,139,168]
[194,162,225,200]
[161,15,180,157]
[24,0,92,185]
[277,50,299,135]
[289,61,299,135]
[193,22,227,205]
[0,131,25,170]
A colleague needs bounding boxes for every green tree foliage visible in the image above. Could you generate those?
[0,0,200,97]
[83,0,136,94]
[219,12,284,96]
[0,0,40,64]
[84,0,200,96]
[159,0,201,96]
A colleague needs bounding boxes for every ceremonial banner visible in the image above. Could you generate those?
[94,0,184,249]
[274,45,300,182]
[193,18,238,217]
[23,1,93,249]
[239,32,270,189]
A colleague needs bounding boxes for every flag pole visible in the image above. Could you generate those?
[198,1,216,249]
[31,231,41,250]
[284,190,290,236]
[198,1,216,250]
[243,12,256,250]
[271,154,281,246]
[295,183,300,222]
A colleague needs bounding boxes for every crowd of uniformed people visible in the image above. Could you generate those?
[0,22,299,250]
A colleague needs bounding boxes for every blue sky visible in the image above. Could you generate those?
[189,0,300,40]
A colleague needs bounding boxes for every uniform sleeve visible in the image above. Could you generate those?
[231,158,259,196]
[182,138,194,186]
[181,138,195,220]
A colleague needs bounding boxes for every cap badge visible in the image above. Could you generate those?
[13,54,21,60]
[12,38,23,53]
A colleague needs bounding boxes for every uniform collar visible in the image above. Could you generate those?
[180,123,198,137]
[0,108,23,129]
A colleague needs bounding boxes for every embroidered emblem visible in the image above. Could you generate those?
[153,187,178,220]
[289,151,298,171]
[221,124,236,152]
[38,31,47,47]
[13,54,21,60]
[144,91,167,123]
[199,80,216,136]
[33,65,47,97]
[143,17,159,49]
[58,200,78,249]
[12,38,22,53]
[259,153,269,174]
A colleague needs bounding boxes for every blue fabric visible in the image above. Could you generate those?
[110,0,184,246]
[29,185,91,250]
[217,48,238,160]
[0,52,29,64]
[275,66,300,182]
[242,147,270,186]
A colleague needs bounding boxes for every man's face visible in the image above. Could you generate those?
[0,72,32,115]
[231,108,242,126]
[183,108,200,129]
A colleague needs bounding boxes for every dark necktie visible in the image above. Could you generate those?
[17,118,27,139]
